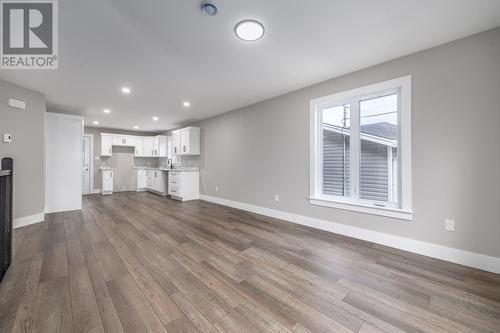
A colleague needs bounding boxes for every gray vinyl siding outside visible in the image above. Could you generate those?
[323,129,389,202]
[359,140,389,202]
[322,129,350,196]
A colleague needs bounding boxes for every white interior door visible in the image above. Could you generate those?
[82,136,91,194]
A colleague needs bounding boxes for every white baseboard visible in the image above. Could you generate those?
[200,194,500,274]
[13,212,45,229]
[114,188,136,193]
[89,188,145,195]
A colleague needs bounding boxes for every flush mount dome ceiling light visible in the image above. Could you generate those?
[235,20,265,41]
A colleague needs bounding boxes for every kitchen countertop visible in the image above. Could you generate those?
[134,166,199,172]
[133,166,161,170]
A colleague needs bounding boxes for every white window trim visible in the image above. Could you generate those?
[309,75,413,220]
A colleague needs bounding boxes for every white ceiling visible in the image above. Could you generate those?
[2,0,500,132]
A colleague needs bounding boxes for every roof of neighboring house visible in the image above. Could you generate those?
[323,122,398,147]
[361,122,398,140]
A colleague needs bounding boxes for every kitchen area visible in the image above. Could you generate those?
[83,126,200,201]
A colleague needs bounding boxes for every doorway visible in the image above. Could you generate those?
[82,135,93,194]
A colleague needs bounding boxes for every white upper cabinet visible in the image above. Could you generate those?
[143,137,154,157]
[180,129,190,154]
[152,136,168,157]
[172,127,200,155]
[156,136,167,157]
[112,135,134,147]
[101,134,113,156]
[166,136,178,164]
[172,131,181,155]
[101,133,170,157]
[134,137,144,156]
[153,136,159,157]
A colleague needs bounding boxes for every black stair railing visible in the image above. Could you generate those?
[0,158,13,282]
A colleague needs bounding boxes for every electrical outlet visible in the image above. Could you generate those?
[274,194,279,202]
[215,186,218,192]
[3,133,12,143]
[445,219,455,232]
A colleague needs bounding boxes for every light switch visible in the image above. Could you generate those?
[445,219,455,232]
[2,133,12,143]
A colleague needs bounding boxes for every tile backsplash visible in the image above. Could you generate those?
[159,155,200,168]
[134,157,160,168]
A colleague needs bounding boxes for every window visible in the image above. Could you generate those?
[310,76,412,220]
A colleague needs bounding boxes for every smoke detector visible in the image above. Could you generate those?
[201,1,218,16]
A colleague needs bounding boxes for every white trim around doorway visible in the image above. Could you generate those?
[83,134,95,195]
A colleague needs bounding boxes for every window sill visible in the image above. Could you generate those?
[309,197,413,221]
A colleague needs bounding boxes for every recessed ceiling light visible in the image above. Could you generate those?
[183,101,191,107]
[121,87,131,94]
[133,125,139,129]
[103,108,111,114]
[152,116,159,121]
[201,1,218,16]
[235,20,265,41]
[93,121,99,125]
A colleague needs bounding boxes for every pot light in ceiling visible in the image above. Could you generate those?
[183,101,191,107]
[93,121,99,125]
[103,108,111,114]
[235,20,265,41]
[134,125,139,129]
[121,86,131,94]
[152,116,159,121]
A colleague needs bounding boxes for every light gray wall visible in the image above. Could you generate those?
[193,27,500,258]
[0,80,46,219]
[83,127,158,191]
[106,146,137,192]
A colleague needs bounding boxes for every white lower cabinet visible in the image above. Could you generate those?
[136,169,146,191]
[138,169,167,195]
[136,169,199,200]
[101,169,113,195]
[168,171,199,201]
[153,170,166,194]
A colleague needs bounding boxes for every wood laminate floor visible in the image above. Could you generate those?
[1,192,500,333]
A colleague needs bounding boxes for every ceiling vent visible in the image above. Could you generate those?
[201,1,218,16]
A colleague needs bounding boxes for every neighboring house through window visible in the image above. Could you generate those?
[309,76,413,220]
